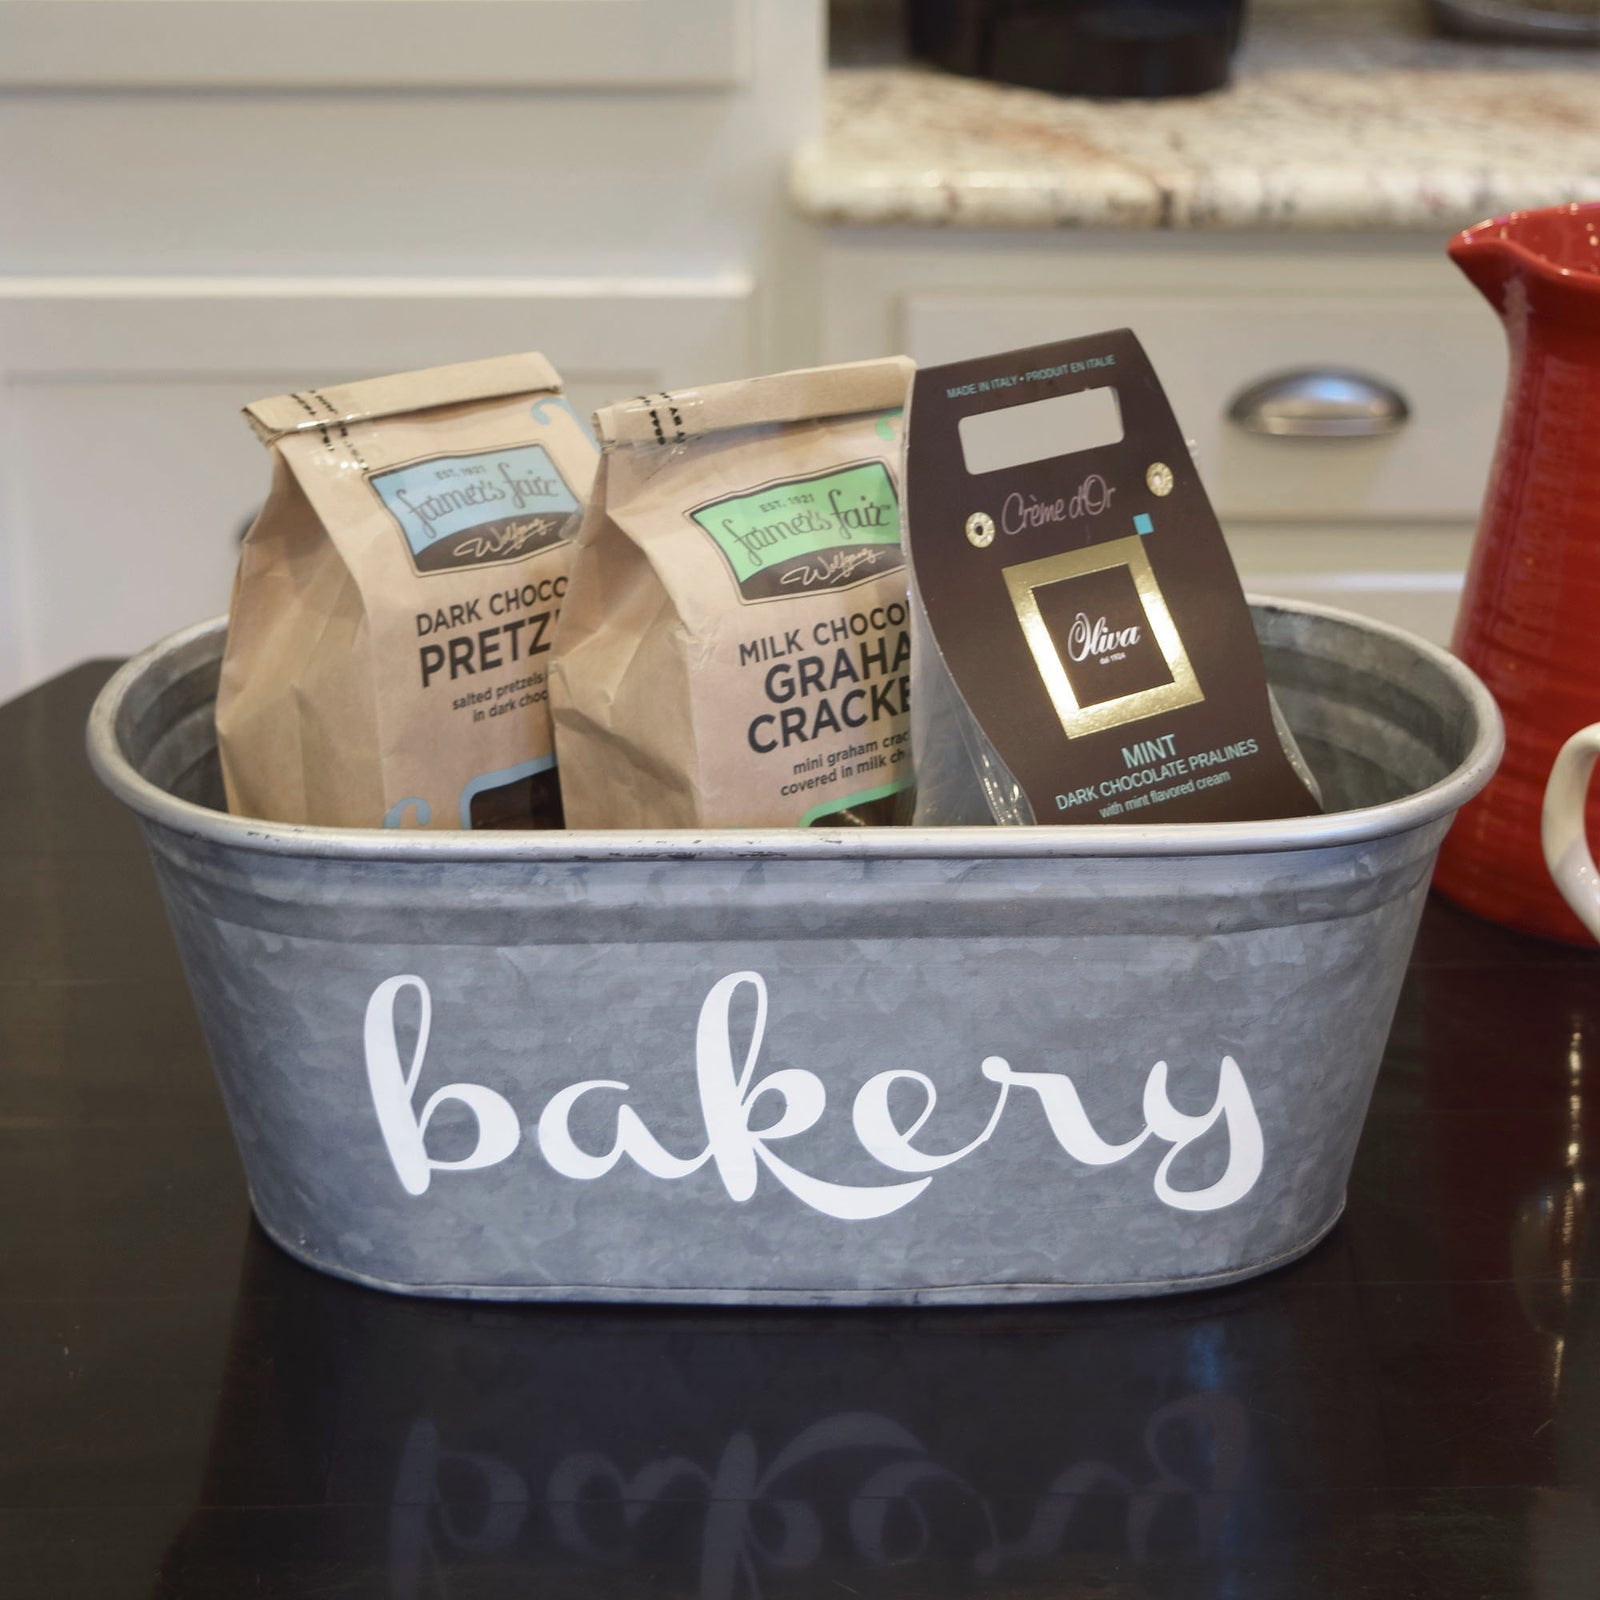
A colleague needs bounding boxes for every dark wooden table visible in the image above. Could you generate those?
[5,660,1600,1599]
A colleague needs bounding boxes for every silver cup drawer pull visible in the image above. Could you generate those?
[1227,369,1411,438]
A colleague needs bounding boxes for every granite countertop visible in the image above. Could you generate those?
[797,0,1600,230]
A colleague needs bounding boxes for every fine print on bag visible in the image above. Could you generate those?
[550,358,916,828]
[217,354,598,831]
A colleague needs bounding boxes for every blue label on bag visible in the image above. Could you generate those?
[371,444,580,575]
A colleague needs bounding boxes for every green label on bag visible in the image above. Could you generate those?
[689,460,903,603]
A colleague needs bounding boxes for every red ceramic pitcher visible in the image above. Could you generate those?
[1433,204,1600,945]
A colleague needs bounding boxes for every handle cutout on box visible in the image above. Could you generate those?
[957,386,1123,477]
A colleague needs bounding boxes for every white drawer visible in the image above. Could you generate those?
[0,279,754,701]
[904,292,1505,525]
[1227,524,1474,648]
[0,0,747,88]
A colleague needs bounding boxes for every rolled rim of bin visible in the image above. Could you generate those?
[87,596,1503,860]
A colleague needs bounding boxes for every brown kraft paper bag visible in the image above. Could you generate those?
[550,358,915,828]
[217,353,597,830]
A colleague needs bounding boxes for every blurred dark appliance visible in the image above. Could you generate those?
[1429,0,1599,45]
[908,0,1249,98]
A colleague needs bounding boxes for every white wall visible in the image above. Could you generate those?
[0,0,827,698]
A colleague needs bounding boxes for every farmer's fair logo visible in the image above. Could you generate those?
[371,443,580,576]
[689,462,904,604]
[363,971,1263,1220]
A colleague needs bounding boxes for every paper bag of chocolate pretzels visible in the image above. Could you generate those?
[549,358,915,828]
[904,331,1321,826]
[217,353,597,830]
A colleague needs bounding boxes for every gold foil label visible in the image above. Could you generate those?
[1002,535,1203,739]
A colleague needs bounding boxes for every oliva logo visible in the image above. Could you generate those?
[1067,614,1143,663]
[371,443,580,576]
[689,462,904,603]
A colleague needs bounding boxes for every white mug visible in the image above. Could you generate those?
[1542,722,1600,943]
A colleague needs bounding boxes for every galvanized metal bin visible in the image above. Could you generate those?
[88,600,1501,1305]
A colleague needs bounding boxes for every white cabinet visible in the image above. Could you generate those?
[903,290,1502,526]
[0,0,747,89]
[1225,525,1475,647]
[820,231,1501,644]
[0,0,823,701]
[0,280,754,694]
[0,5,1513,698]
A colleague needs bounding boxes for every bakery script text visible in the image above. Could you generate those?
[363,971,1264,1221]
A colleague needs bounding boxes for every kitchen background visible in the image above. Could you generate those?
[0,0,1595,704]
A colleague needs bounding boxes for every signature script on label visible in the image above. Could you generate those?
[779,546,893,590]
[452,518,556,563]
[363,971,1264,1220]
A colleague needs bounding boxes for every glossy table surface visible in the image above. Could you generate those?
[5,661,1600,1599]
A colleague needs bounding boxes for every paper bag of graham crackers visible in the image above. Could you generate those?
[549,357,916,829]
